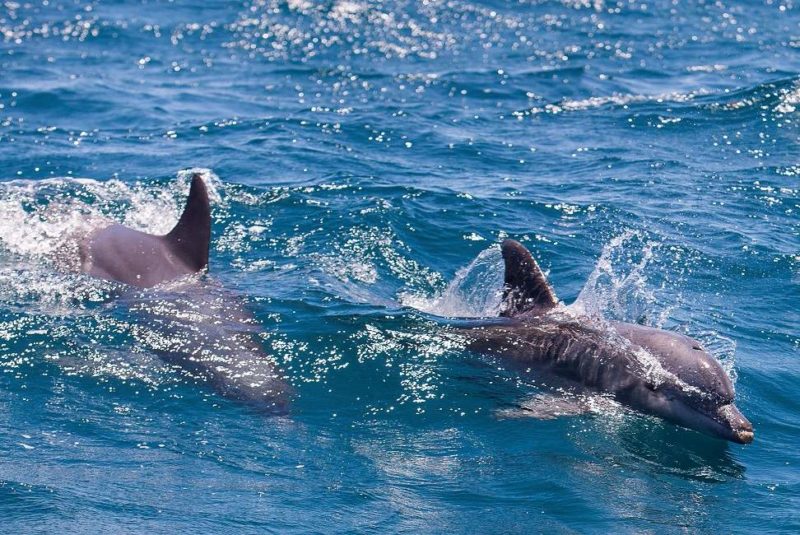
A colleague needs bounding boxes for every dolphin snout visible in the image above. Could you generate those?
[717,404,754,444]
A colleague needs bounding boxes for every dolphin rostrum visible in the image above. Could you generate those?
[465,239,753,444]
[78,174,290,413]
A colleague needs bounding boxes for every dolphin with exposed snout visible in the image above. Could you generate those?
[464,240,753,444]
[78,174,290,413]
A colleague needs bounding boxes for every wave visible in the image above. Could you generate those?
[507,76,800,119]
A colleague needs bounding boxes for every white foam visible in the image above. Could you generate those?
[512,89,711,119]
[775,81,800,113]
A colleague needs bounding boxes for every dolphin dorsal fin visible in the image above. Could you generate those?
[500,239,558,317]
[165,174,211,271]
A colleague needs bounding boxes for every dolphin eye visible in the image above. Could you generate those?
[692,345,702,351]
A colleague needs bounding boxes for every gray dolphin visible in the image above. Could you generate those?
[78,175,290,413]
[465,239,753,444]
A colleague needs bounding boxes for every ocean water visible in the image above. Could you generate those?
[1,0,799,532]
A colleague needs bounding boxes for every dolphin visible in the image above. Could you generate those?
[464,239,753,444]
[78,175,290,413]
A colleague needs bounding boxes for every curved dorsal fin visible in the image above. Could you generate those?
[166,174,211,271]
[500,239,557,317]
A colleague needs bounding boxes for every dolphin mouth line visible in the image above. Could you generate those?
[717,403,754,444]
[693,403,754,444]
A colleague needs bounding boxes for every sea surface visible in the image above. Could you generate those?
[1,0,799,533]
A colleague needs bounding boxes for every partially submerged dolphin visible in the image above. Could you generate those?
[465,240,753,444]
[79,175,289,413]
[80,175,211,288]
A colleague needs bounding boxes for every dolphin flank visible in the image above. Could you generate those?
[464,239,753,444]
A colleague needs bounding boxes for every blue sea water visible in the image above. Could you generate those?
[1,0,799,532]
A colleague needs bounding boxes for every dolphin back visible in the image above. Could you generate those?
[80,175,211,288]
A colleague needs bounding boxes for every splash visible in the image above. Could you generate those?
[400,245,504,318]
[572,230,668,325]
[571,232,738,388]
[307,225,444,308]
[404,234,668,322]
